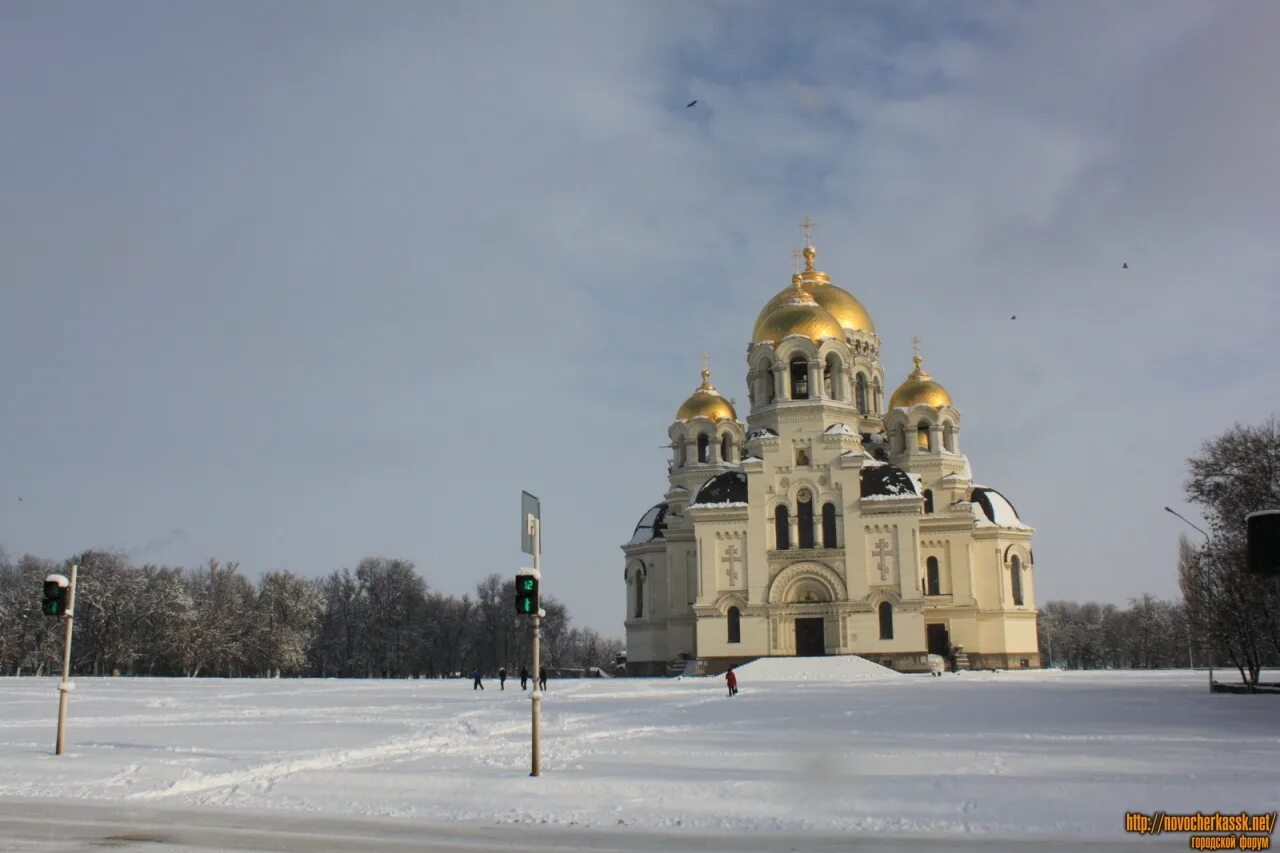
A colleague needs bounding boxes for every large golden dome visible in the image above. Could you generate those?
[753,244,876,337]
[676,369,738,422]
[752,279,845,345]
[889,352,953,409]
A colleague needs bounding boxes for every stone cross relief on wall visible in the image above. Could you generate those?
[872,537,896,583]
[722,542,744,588]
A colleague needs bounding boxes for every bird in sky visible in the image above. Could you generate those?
[1011,315,1017,320]
[1123,262,1128,269]
[686,100,698,108]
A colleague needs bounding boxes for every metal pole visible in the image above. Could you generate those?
[55,563,77,756]
[530,519,541,777]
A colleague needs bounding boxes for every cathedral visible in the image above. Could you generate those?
[622,236,1040,675]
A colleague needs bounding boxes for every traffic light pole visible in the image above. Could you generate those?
[56,563,78,756]
[529,519,542,777]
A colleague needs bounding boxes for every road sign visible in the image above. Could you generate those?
[521,491,540,556]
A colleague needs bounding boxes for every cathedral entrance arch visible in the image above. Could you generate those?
[768,562,846,605]
[795,618,825,656]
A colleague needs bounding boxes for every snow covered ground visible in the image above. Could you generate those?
[0,662,1276,851]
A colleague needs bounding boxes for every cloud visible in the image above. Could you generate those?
[1,2,1277,630]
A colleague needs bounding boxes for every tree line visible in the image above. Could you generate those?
[0,551,623,679]
[1036,595,1201,670]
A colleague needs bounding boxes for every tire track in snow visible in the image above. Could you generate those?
[128,709,496,803]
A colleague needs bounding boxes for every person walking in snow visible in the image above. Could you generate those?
[520,667,529,690]
[725,666,738,697]
[538,667,548,691]
[472,668,484,690]
[498,667,507,690]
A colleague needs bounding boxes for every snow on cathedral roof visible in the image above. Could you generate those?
[691,469,748,506]
[824,423,858,436]
[860,464,917,499]
[969,486,1032,530]
[628,503,670,544]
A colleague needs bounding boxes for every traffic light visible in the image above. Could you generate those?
[42,575,69,617]
[515,574,539,615]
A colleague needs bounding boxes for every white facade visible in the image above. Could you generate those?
[622,243,1039,675]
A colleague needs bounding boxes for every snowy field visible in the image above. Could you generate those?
[0,661,1276,851]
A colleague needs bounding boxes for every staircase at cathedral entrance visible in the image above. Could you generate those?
[668,657,703,677]
[952,646,971,672]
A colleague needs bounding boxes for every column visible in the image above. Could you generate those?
[772,364,787,401]
[808,359,824,400]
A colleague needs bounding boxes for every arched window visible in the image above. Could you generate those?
[855,374,868,414]
[697,433,710,463]
[922,489,934,514]
[1011,555,1024,606]
[727,607,741,643]
[720,433,733,464]
[821,502,837,548]
[789,356,809,400]
[926,556,940,596]
[775,505,790,550]
[878,601,894,640]
[634,571,644,618]
[797,490,814,549]
[917,422,931,450]
[943,423,955,452]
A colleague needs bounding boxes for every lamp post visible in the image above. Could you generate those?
[1163,506,1213,692]
[1164,506,1209,540]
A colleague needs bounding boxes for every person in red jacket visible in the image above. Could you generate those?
[725,666,738,697]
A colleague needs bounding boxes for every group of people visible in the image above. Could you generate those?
[471,666,547,691]
[470,665,741,696]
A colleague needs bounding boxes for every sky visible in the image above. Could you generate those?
[2,1,1278,636]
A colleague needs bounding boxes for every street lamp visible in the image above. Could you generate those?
[1163,506,1213,692]
[1164,506,1209,541]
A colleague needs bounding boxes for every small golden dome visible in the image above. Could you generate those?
[752,280,845,345]
[676,369,738,422]
[753,243,876,338]
[889,352,953,409]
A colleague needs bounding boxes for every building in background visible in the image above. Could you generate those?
[622,237,1039,675]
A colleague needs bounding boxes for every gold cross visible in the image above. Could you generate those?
[799,216,815,245]
[912,336,921,358]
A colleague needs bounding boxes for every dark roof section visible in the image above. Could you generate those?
[860,464,918,499]
[747,427,778,441]
[861,432,890,461]
[628,503,669,545]
[970,486,1021,524]
[691,469,748,505]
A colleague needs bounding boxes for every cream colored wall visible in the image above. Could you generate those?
[697,613,769,658]
[842,609,926,653]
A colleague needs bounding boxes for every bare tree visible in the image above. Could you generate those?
[1182,416,1280,688]
[252,571,323,677]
